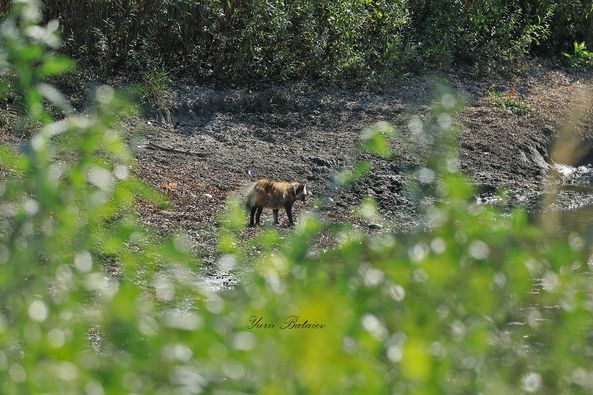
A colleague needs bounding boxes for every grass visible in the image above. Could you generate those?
[563,41,593,69]
[488,88,532,114]
[136,69,173,113]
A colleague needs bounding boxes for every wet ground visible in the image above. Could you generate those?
[130,62,593,274]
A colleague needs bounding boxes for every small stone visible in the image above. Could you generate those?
[204,193,213,199]
[368,223,383,230]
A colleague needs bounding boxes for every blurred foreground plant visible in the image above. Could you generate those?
[1,2,593,395]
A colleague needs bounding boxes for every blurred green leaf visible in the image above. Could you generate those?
[39,55,75,77]
[335,161,371,186]
[361,121,394,158]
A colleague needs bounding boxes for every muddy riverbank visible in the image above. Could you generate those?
[128,62,592,265]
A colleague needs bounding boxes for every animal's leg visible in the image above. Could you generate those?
[249,206,257,227]
[285,204,294,226]
[273,209,279,225]
[255,207,263,225]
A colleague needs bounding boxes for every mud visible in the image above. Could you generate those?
[130,62,593,266]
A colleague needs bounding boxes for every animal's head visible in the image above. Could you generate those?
[292,182,308,202]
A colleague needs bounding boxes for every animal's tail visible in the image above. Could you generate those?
[245,183,256,211]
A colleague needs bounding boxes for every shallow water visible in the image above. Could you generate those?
[542,164,593,237]
[548,203,593,238]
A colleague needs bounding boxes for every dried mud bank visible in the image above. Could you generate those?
[133,64,593,265]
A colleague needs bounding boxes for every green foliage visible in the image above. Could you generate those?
[488,90,532,114]
[540,0,593,54]
[407,0,556,71]
[563,41,593,68]
[136,68,173,112]
[25,0,591,82]
[2,2,593,395]
[40,0,411,83]
[361,121,395,158]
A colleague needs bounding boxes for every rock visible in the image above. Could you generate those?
[308,156,332,167]
[529,145,549,170]
[368,223,383,230]
[476,183,496,194]
[204,193,213,199]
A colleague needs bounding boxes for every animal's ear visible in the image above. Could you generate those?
[293,185,298,195]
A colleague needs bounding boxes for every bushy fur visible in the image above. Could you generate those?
[246,179,307,226]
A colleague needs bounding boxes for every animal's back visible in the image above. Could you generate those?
[247,179,292,209]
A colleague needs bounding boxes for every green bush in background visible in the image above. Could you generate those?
[0,0,589,82]
[2,1,593,394]
[38,0,412,82]
[563,41,593,69]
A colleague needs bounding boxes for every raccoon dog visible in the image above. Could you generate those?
[247,179,308,227]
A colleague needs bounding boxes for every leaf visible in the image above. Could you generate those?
[334,161,371,186]
[361,121,394,158]
[37,83,73,113]
[0,145,24,172]
[506,86,517,99]
[18,44,44,62]
[127,177,170,208]
[39,55,75,77]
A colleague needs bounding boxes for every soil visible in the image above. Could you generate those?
[127,61,593,266]
[3,61,590,268]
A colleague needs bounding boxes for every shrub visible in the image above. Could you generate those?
[407,0,555,71]
[30,0,592,82]
[540,0,593,54]
[563,41,593,69]
[136,68,173,112]
[39,0,411,82]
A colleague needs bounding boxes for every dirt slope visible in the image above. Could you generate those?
[132,63,593,264]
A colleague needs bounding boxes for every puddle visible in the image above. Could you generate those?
[198,254,252,294]
[551,204,593,237]
[545,163,593,236]
[472,162,593,239]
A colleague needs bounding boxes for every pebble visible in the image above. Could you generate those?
[368,223,383,230]
[204,193,213,199]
